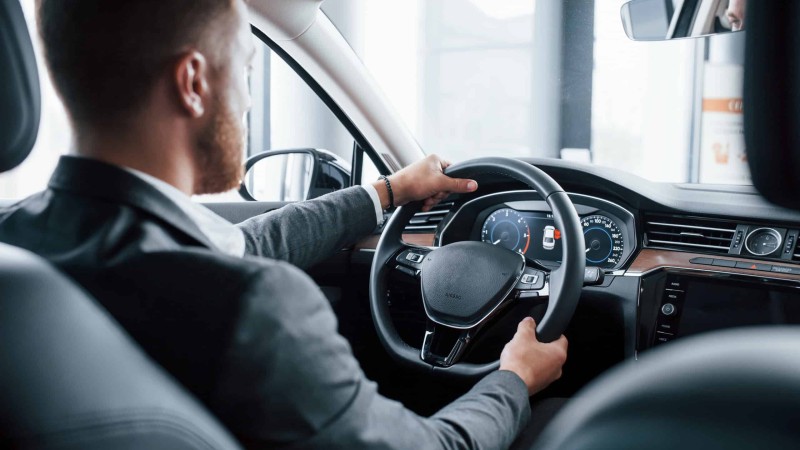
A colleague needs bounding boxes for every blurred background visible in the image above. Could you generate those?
[0,0,747,200]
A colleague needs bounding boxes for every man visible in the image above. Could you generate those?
[0,0,568,448]
[726,0,747,31]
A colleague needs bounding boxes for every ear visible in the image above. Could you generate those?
[174,51,210,118]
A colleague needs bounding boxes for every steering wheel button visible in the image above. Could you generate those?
[395,265,419,278]
[521,274,538,284]
[519,291,538,299]
[406,252,424,263]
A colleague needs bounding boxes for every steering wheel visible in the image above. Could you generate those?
[369,157,585,378]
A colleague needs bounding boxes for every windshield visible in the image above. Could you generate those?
[324,0,747,185]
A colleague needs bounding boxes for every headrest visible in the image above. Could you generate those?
[0,0,41,173]
[744,2,800,210]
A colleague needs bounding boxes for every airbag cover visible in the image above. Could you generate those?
[420,241,524,328]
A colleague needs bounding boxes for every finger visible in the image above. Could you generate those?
[448,177,478,194]
[553,334,569,351]
[516,316,537,339]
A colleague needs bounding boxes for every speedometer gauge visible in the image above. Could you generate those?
[482,208,531,254]
[581,215,624,269]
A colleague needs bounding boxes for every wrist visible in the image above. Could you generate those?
[372,177,391,210]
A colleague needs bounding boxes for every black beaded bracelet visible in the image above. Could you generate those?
[378,175,394,209]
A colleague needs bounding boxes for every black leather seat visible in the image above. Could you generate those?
[0,2,240,448]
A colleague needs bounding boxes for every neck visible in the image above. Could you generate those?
[73,118,197,196]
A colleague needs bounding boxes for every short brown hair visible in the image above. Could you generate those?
[37,0,238,126]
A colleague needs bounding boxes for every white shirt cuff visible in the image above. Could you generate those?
[361,184,384,227]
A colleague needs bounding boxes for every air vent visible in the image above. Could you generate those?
[404,202,454,233]
[644,215,736,254]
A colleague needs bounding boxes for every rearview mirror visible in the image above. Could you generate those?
[621,0,746,41]
[239,149,352,202]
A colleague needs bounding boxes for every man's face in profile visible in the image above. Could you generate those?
[726,0,746,32]
[194,0,256,195]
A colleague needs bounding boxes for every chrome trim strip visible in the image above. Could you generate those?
[645,221,736,233]
[624,265,800,287]
[405,225,437,231]
[646,240,730,251]
[413,210,450,217]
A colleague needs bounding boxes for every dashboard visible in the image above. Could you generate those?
[373,160,800,393]
[424,172,800,363]
[438,191,637,271]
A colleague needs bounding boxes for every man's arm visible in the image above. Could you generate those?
[238,155,480,269]
[237,186,376,269]
[209,260,567,450]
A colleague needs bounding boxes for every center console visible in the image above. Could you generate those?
[639,271,800,351]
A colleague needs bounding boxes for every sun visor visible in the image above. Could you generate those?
[744,1,800,210]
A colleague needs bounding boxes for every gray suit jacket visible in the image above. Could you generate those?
[0,156,531,449]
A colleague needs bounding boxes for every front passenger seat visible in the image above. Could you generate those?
[0,2,241,448]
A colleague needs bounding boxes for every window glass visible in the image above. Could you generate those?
[2,0,357,201]
[326,0,748,185]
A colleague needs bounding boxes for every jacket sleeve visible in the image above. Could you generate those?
[237,186,377,270]
[209,260,531,450]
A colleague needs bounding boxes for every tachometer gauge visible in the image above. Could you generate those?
[482,208,531,254]
[581,215,624,269]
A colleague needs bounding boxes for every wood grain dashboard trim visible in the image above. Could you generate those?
[355,233,435,251]
[627,248,800,281]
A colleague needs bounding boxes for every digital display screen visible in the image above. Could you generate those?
[523,213,563,262]
[677,279,800,337]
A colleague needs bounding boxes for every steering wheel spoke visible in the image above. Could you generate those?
[420,320,480,367]
[513,265,550,300]
[389,245,432,279]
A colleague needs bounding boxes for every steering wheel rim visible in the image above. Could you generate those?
[369,157,585,378]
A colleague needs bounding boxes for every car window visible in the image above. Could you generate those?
[325,0,748,185]
[0,0,358,201]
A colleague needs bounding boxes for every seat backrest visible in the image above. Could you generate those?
[0,0,40,172]
[0,1,241,448]
[0,243,243,449]
[534,328,800,450]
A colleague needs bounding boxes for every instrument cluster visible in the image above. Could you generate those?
[439,191,637,271]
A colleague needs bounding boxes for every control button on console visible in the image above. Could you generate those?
[689,257,714,265]
[712,259,736,268]
[661,303,676,316]
[658,322,676,332]
[734,261,772,271]
[655,335,672,344]
[663,291,684,303]
[771,265,800,275]
[665,278,685,291]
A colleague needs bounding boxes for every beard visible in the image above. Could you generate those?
[192,94,246,195]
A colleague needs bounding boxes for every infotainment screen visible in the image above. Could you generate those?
[675,278,800,338]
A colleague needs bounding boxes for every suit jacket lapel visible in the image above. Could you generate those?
[48,156,218,251]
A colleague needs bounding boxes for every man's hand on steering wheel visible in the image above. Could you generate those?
[501,317,569,395]
[371,154,479,212]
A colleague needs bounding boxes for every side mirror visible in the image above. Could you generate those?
[239,149,352,202]
[622,0,746,41]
